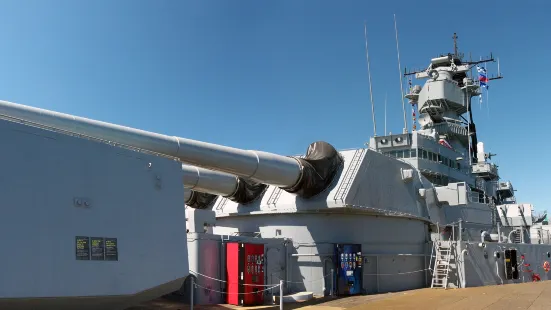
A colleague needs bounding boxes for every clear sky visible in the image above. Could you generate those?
[0,1,549,213]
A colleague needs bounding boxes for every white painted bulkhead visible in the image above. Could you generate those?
[0,118,189,310]
[213,213,430,295]
[456,241,551,287]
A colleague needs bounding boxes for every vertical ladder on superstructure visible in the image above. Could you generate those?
[333,148,365,202]
[431,241,452,289]
[514,228,523,243]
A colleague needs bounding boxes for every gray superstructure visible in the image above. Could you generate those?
[183,39,551,300]
[0,33,549,309]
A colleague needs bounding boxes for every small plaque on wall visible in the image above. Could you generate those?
[105,238,118,261]
[91,237,105,261]
[76,236,90,260]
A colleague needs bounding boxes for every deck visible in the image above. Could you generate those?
[129,280,551,310]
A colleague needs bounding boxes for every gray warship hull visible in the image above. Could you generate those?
[185,147,551,305]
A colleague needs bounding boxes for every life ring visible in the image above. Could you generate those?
[543,261,550,272]
[428,69,439,80]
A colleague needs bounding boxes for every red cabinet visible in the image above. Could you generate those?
[226,242,265,306]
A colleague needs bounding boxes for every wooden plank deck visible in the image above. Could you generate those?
[129,281,551,310]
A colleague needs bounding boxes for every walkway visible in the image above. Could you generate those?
[130,280,551,310]
[305,281,551,310]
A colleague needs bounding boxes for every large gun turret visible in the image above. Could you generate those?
[0,100,343,200]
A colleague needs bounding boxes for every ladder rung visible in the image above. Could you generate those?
[431,242,453,290]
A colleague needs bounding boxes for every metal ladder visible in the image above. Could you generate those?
[431,241,452,289]
[514,228,523,243]
[333,148,365,202]
[266,187,283,206]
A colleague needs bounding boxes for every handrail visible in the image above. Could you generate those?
[429,241,435,275]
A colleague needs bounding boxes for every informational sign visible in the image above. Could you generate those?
[76,236,117,261]
[76,236,90,260]
[91,237,105,261]
[105,238,118,261]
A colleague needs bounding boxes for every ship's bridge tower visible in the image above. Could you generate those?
[369,55,481,187]
[405,46,500,165]
[407,54,480,149]
[372,35,501,191]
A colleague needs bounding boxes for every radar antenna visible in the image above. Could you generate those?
[452,32,464,60]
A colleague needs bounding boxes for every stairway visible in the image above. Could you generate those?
[514,228,523,243]
[431,241,453,289]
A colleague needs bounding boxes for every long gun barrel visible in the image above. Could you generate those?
[0,100,342,199]
[182,164,239,197]
[182,164,266,206]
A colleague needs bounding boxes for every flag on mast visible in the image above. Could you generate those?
[409,78,417,130]
[477,66,489,89]
[476,65,489,106]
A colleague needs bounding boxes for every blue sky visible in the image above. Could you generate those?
[0,1,549,212]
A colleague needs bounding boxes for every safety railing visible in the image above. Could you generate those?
[189,264,431,309]
[188,270,332,309]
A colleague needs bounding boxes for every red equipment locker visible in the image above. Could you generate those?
[226,242,265,306]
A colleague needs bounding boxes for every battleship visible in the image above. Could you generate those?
[0,33,550,310]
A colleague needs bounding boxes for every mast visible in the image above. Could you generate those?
[384,93,387,135]
[453,33,459,58]
[394,14,408,133]
[364,21,377,136]
[453,32,464,59]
